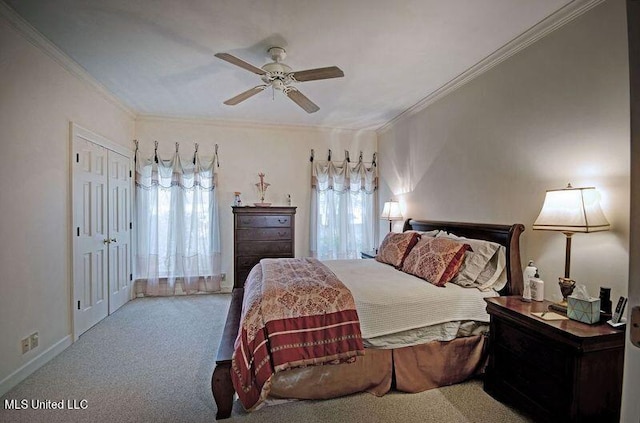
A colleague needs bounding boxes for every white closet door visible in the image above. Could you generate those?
[72,138,109,338]
[72,123,133,339]
[108,150,132,313]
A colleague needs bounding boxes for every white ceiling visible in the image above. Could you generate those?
[5,0,577,130]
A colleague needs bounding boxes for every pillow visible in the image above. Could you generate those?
[476,246,507,292]
[401,237,471,287]
[437,232,502,289]
[406,229,440,238]
[375,232,420,268]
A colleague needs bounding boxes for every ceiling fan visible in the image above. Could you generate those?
[215,47,344,113]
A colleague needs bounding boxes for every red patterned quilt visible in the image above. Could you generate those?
[231,257,364,410]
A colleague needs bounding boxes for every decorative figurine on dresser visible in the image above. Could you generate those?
[232,206,296,288]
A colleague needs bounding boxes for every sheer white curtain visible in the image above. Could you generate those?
[135,146,222,296]
[310,159,376,259]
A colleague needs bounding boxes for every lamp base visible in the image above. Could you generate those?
[549,278,576,315]
[559,277,576,301]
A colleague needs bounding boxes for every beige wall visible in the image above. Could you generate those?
[378,0,630,303]
[135,117,377,290]
[0,16,135,393]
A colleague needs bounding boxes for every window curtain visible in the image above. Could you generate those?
[310,159,376,260]
[135,147,222,296]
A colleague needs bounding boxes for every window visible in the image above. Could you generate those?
[135,152,221,295]
[311,160,375,259]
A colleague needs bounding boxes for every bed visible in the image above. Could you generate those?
[212,219,524,418]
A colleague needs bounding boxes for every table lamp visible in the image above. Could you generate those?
[380,200,403,232]
[533,183,610,310]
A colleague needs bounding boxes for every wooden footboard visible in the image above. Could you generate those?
[211,288,243,419]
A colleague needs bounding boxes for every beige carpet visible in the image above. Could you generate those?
[0,295,534,423]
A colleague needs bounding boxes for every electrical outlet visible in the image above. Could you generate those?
[21,337,30,354]
[29,332,38,349]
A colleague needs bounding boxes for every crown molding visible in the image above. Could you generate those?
[0,1,136,118]
[377,0,606,133]
[136,114,377,135]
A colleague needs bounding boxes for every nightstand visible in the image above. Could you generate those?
[484,296,624,423]
[360,250,376,259]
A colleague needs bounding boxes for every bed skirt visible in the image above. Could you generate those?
[268,334,487,400]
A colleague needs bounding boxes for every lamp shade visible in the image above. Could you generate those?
[532,185,610,233]
[380,201,403,221]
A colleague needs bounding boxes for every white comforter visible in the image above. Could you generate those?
[323,259,498,340]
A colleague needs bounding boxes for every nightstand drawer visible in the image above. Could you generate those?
[494,344,569,415]
[494,320,570,378]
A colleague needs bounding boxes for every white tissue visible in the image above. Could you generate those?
[572,284,591,300]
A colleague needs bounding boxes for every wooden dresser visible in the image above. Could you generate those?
[484,296,625,423]
[232,206,296,288]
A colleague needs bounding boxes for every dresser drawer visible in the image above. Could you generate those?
[236,241,293,255]
[236,255,292,283]
[236,259,259,288]
[236,228,291,241]
[236,256,261,270]
[237,215,291,228]
[237,254,292,269]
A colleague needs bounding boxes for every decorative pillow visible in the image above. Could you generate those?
[401,237,471,287]
[406,229,440,238]
[437,232,502,289]
[375,232,420,268]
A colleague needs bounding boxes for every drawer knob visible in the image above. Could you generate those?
[278,218,287,224]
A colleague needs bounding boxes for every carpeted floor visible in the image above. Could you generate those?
[0,295,534,423]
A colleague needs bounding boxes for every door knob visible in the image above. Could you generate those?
[110,238,117,243]
[103,239,110,244]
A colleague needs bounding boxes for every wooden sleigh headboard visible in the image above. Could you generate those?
[403,219,525,296]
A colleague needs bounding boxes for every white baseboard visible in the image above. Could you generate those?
[0,335,72,397]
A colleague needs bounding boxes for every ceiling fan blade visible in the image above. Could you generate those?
[286,89,320,113]
[291,66,344,82]
[214,53,266,75]
[223,85,267,105]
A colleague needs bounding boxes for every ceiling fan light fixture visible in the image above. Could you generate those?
[215,45,344,113]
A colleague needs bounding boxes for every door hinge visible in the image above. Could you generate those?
[130,273,133,281]
[76,153,79,163]
[129,170,132,178]
[76,227,80,237]
[77,300,81,310]
[129,222,132,230]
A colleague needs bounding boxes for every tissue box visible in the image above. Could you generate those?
[567,295,601,324]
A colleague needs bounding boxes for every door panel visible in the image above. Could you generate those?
[73,138,109,338]
[108,150,132,313]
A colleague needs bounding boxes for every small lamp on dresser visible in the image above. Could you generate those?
[532,183,610,310]
[380,200,403,233]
